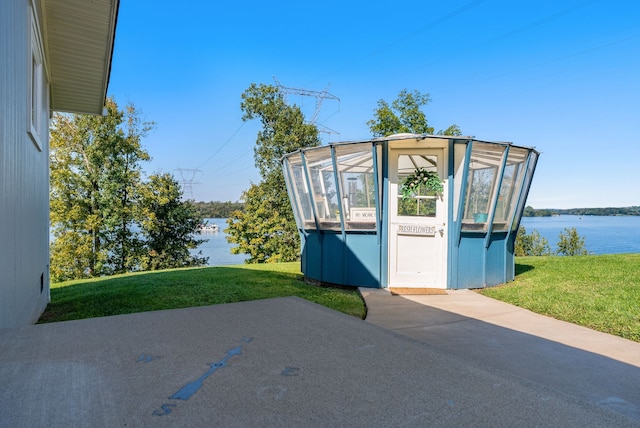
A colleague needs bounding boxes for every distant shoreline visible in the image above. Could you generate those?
[523,206,640,217]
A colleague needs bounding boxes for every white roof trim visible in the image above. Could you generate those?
[43,0,119,115]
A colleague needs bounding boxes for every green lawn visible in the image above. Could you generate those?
[39,262,366,323]
[41,255,640,343]
[480,254,640,342]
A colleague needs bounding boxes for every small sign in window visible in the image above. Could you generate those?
[350,208,376,221]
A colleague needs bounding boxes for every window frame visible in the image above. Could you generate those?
[27,2,48,152]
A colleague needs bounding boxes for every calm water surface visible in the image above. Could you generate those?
[196,216,640,264]
[520,215,640,255]
[196,218,248,266]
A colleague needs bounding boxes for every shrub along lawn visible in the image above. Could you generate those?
[39,262,366,323]
[480,254,640,342]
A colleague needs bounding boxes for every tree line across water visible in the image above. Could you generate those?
[194,203,640,221]
[523,206,640,217]
[192,201,244,218]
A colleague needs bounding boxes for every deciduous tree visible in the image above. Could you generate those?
[139,173,208,270]
[50,98,151,280]
[50,98,206,282]
[226,84,320,262]
[367,89,461,137]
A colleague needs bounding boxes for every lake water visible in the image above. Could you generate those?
[521,215,640,255]
[196,218,248,266]
[196,216,640,264]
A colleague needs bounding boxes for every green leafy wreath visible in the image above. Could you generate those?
[401,168,443,199]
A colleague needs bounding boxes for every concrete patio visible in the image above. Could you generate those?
[1,294,639,427]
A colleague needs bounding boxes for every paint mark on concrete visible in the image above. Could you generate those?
[169,346,242,401]
[281,367,300,376]
[152,403,175,416]
[137,354,157,363]
[152,338,252,416]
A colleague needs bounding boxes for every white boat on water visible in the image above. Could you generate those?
[199,223,220,233]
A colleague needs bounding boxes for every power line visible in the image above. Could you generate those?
[174,168,201,200]
[196,121,246,170]
[273,76,341,135]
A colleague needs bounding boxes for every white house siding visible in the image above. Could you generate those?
[0,0,51,329]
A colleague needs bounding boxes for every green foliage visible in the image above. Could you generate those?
[436,124,463,136]
[522,205,640,217]
[139,173,208,270]
[193,201,244,218]
[366,89,461,137]
[480,254,640,342]
[226,83,320,263]
[50,97,206,282]
[556,227,589,256]
[39,262,366,322]
[515,226,589,256]
[397,197,437,217]
[240,83,320,179]
[515,226,552,256]
[226,175,300,263]
[522,205,555,217]
[561,206,640,216]
[401,168,443,199]
[50,98,152,280]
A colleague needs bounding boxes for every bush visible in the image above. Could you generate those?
[515,226,552,256]
[556,227,589,256]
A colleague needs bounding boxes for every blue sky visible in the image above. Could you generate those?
[108,0,640,209]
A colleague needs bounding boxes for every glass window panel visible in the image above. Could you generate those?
[334,144,377,231]
[462,143,505,230]
[493,147,529,231]
[304,147,340,230]
[284,154,314,229]
[397,154,438,217]
[511,151,538,232]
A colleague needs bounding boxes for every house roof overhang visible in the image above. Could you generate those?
[42,0,119,115]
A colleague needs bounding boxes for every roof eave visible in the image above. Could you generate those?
[44,0,120,115]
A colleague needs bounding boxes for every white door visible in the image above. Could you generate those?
[388,149,447,288]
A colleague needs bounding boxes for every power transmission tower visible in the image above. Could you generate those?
[273,76,340,135]
[174,168,201,200]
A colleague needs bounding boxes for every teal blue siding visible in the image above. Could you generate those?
[300,231,381,288]
[454,235,487,289]
[452,232,515,289]
[300,233,322,282]
[486,233,508,286]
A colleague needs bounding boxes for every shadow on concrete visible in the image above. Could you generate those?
[363,291,640,424]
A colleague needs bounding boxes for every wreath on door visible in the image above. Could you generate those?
[401,168,443,199]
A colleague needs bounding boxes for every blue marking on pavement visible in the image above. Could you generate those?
[169,346,243,401]
[281,367,300,376]
[152,403,175,416]
[137,354,156,363]
[151,339,252,416]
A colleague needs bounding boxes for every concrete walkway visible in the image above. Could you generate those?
[361,288,640,424]
[1,295,639,427]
